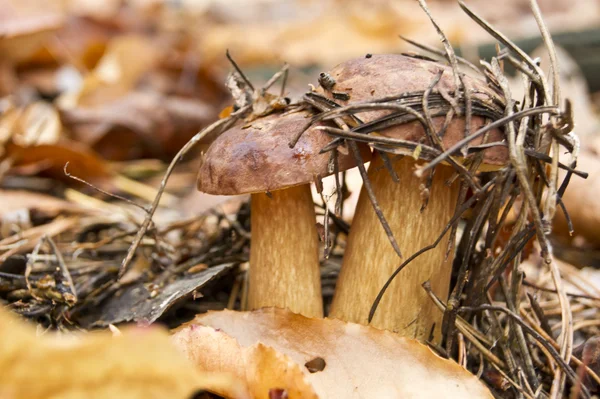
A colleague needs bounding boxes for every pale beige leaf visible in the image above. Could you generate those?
[173,325,318,399]
[173,308,492,398]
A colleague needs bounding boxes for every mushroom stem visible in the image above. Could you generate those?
[330,154,458,340]
[249,184,323,317]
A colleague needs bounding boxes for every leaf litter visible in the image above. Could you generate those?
[0,0,599,398]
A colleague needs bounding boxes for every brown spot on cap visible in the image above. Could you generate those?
[197,110,371,195]
[319,54,508,167]
[305,356,326,373]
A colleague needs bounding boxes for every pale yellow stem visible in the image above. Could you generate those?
[249,184,323,317]
[330,155,458,340]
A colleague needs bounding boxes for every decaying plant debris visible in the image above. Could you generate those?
[1,0,600,398]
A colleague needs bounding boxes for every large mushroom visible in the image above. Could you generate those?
[197,110,370,317]
[322,54,508,340]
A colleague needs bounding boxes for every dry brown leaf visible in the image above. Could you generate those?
[0,3,63,63]
[0,102,62,150]
[51,16,116,70]
[174,325,318,399]
[0,306,248,399]
[7,140,112,184]
[60,35,159,108]
[60,91,215,160]
[173,308,492,398]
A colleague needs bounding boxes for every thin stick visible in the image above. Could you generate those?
[24,240,44,299]
[226,49,254,91]
[529,0,560,106]
[313,102,483,191]
[458,304,589,399]
[445,186,495,353]
[493,59,574,399]
[417,0,474,156]
[499,276,539,390]
[458,1,551,104]
[491,363,535,399]
[417,106,558,175]
[118,105,251,277]
[417,0,461,93]
[64,163,149,215]
[280,66,288,98]
[45,235,77,304]
[423,282,505,368]
[305,93,404,258]
[333,150,343,215]
[527,292,554,337]
[379,152,400,183]
[523,280,600,301]
[348,141,402,258]
[318,190,332,259]
[531,0,563,259]
[485,292,521,386]
[398,35,481,75]
[263,64,289,92]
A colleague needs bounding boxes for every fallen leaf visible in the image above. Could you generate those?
[78,263,235,328]
[0,8,63,63]
[0,306,248,399]
[60,91,215,160]
[7,140,112,184]
[173,308,492,398]
[0,101,62,148]
[0,190,78,218]
[0,190,87,238]
[174,325,318,399]
[59,35,159,109]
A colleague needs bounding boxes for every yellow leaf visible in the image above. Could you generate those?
[0,306,247,399]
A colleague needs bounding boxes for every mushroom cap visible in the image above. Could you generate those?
[319,54,508,167]
[197,110,371,195]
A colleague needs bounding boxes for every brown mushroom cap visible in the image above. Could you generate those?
[197,110,371,195]
[319,54,509,167]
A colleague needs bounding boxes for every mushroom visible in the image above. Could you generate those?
[321,54,508,339]
[197,110,371,317]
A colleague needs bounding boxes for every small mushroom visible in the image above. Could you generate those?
[197,110,371,317]
[322,54,508,339]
